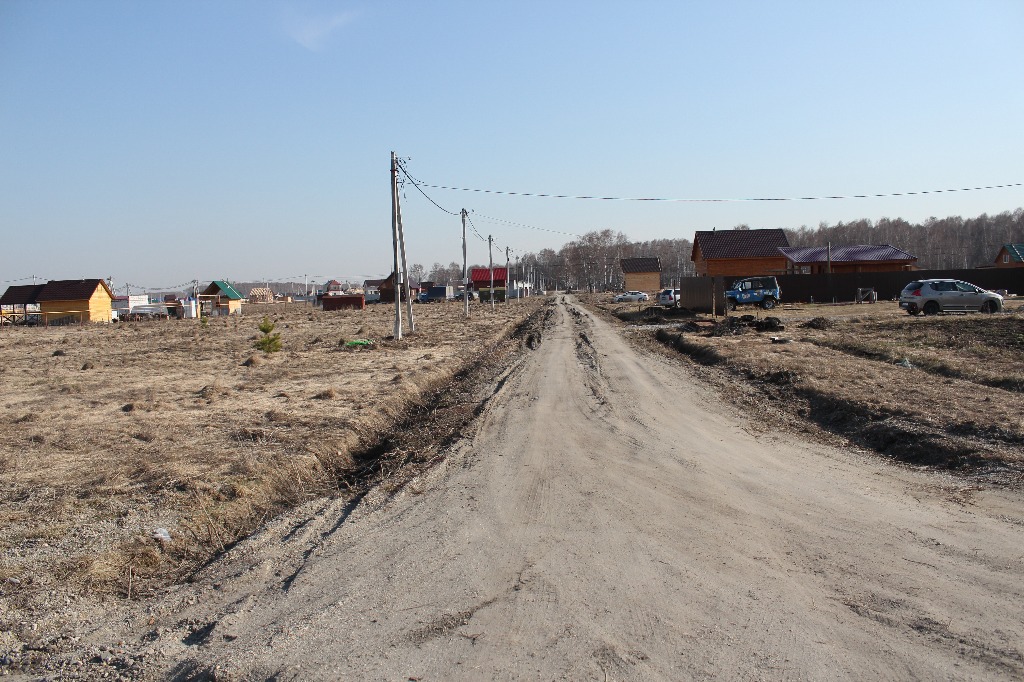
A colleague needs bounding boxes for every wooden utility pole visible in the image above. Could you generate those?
[395,170,415,332]
[461,209,469,318]
[505,247,511,302]
[390,151,402,339]
[488,235,495,311]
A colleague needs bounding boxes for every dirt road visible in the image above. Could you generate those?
[124,297,1024,680]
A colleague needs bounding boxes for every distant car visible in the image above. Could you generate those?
[657,289,680,306]
[614,291,649,302]
[726,276,781,310]
[899,279,1003,316]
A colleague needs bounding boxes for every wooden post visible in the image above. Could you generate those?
[390,152,402,340]
[461,209,469,318]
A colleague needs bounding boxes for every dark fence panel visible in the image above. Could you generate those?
[676,269,1022,309]
[677,277,725,313]
[774,269,1023,303]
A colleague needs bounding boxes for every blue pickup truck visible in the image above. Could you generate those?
[726,276,781,310]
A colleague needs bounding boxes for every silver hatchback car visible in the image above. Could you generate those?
[899,279,1003,315]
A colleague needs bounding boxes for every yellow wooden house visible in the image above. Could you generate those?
[33,279,115,323]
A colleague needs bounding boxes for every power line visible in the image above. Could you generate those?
[404,180,1024,203]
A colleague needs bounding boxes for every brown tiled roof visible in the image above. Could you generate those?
[470,268,508,283]
[779,244,916,264]
[692,229,790,260]
[0,284,45,305]
[35,279,113,302]
[620,257,661,274]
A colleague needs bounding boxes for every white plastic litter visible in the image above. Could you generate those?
[152,528,172,543]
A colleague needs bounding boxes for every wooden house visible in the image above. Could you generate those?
[199,280,244,316]
[619,257,661,292]
[994,244,1024,268]
[36,279,115,323]
[248,287,274,304]
[778,244,917,274]
[691,229,790,277]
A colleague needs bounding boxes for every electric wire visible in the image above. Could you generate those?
[405,180,1024,203]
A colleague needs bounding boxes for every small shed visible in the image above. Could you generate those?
[321,294,365,311]
[995,244,1024,268]
[778,244,917,274]
[620,257,661,292]
[470,267,508,301]
[692,229,790,277]
[200,281,244,316]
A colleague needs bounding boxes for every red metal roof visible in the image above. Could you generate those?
[470,268,507,283]
[620,257,661,273]
[692,229,790,260]
[778,244,916,264]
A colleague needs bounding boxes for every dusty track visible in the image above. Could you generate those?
[102,297,1024,679]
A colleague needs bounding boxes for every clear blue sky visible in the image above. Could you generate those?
[2,1,1022,289]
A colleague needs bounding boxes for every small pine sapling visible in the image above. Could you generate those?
[254,316,282,353]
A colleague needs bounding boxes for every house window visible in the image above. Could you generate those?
[1004,254,1010,263]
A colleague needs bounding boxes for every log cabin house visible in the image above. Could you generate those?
[199,280,244,316]
[691,229,790,277]
[0,279,114,324]
[619,257,662,292]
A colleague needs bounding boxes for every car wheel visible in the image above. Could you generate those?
[982,300,998,314]
[923,301,940,316]
[761,297,776,310]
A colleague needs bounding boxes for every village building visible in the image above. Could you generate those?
[778,244,917,274]
[247,287,274,304]
[470,267,508,302]
[199,280,244,316]
[619,257,661,292]
[691,229,790,277]
[0,279,114,324]
[994,244,1024,268]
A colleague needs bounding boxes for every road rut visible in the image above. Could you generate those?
[139,296,1024,680]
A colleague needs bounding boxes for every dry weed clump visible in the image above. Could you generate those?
[0,297,545,647]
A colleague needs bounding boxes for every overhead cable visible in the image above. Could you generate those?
[406,180,1024,203]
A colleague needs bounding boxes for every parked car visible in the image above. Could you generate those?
[899,279,1003,315]
[657,289,680,306]
[613,291,649,302]
[726,276,781,310]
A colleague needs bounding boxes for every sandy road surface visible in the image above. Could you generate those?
[127,296,1023,680]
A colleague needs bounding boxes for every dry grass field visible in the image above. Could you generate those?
[0,299,544,648]
[594,295,1024,476]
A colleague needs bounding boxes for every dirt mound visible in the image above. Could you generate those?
[800,317,835,330]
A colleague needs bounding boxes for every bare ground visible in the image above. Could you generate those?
[0,299,544,669]
[5,295,1022,680]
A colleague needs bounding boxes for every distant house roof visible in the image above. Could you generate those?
[778,244,916,264]
[620,257,661,274]
[363,278,385,288]
[0,284,45,306]
[999,244,1024,263]
[202,280,243,300]
[470,267,508,284]
[692,229,790,260]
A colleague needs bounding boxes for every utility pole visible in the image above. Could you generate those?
[461,209,469,318]
[395,168,415,333]
[303,274,307,305]
[505,247,511,302]
[488,235,495,311]
[390,151,402,339]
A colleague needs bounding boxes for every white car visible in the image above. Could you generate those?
[613,291,649,303]
[657,289,680,306]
